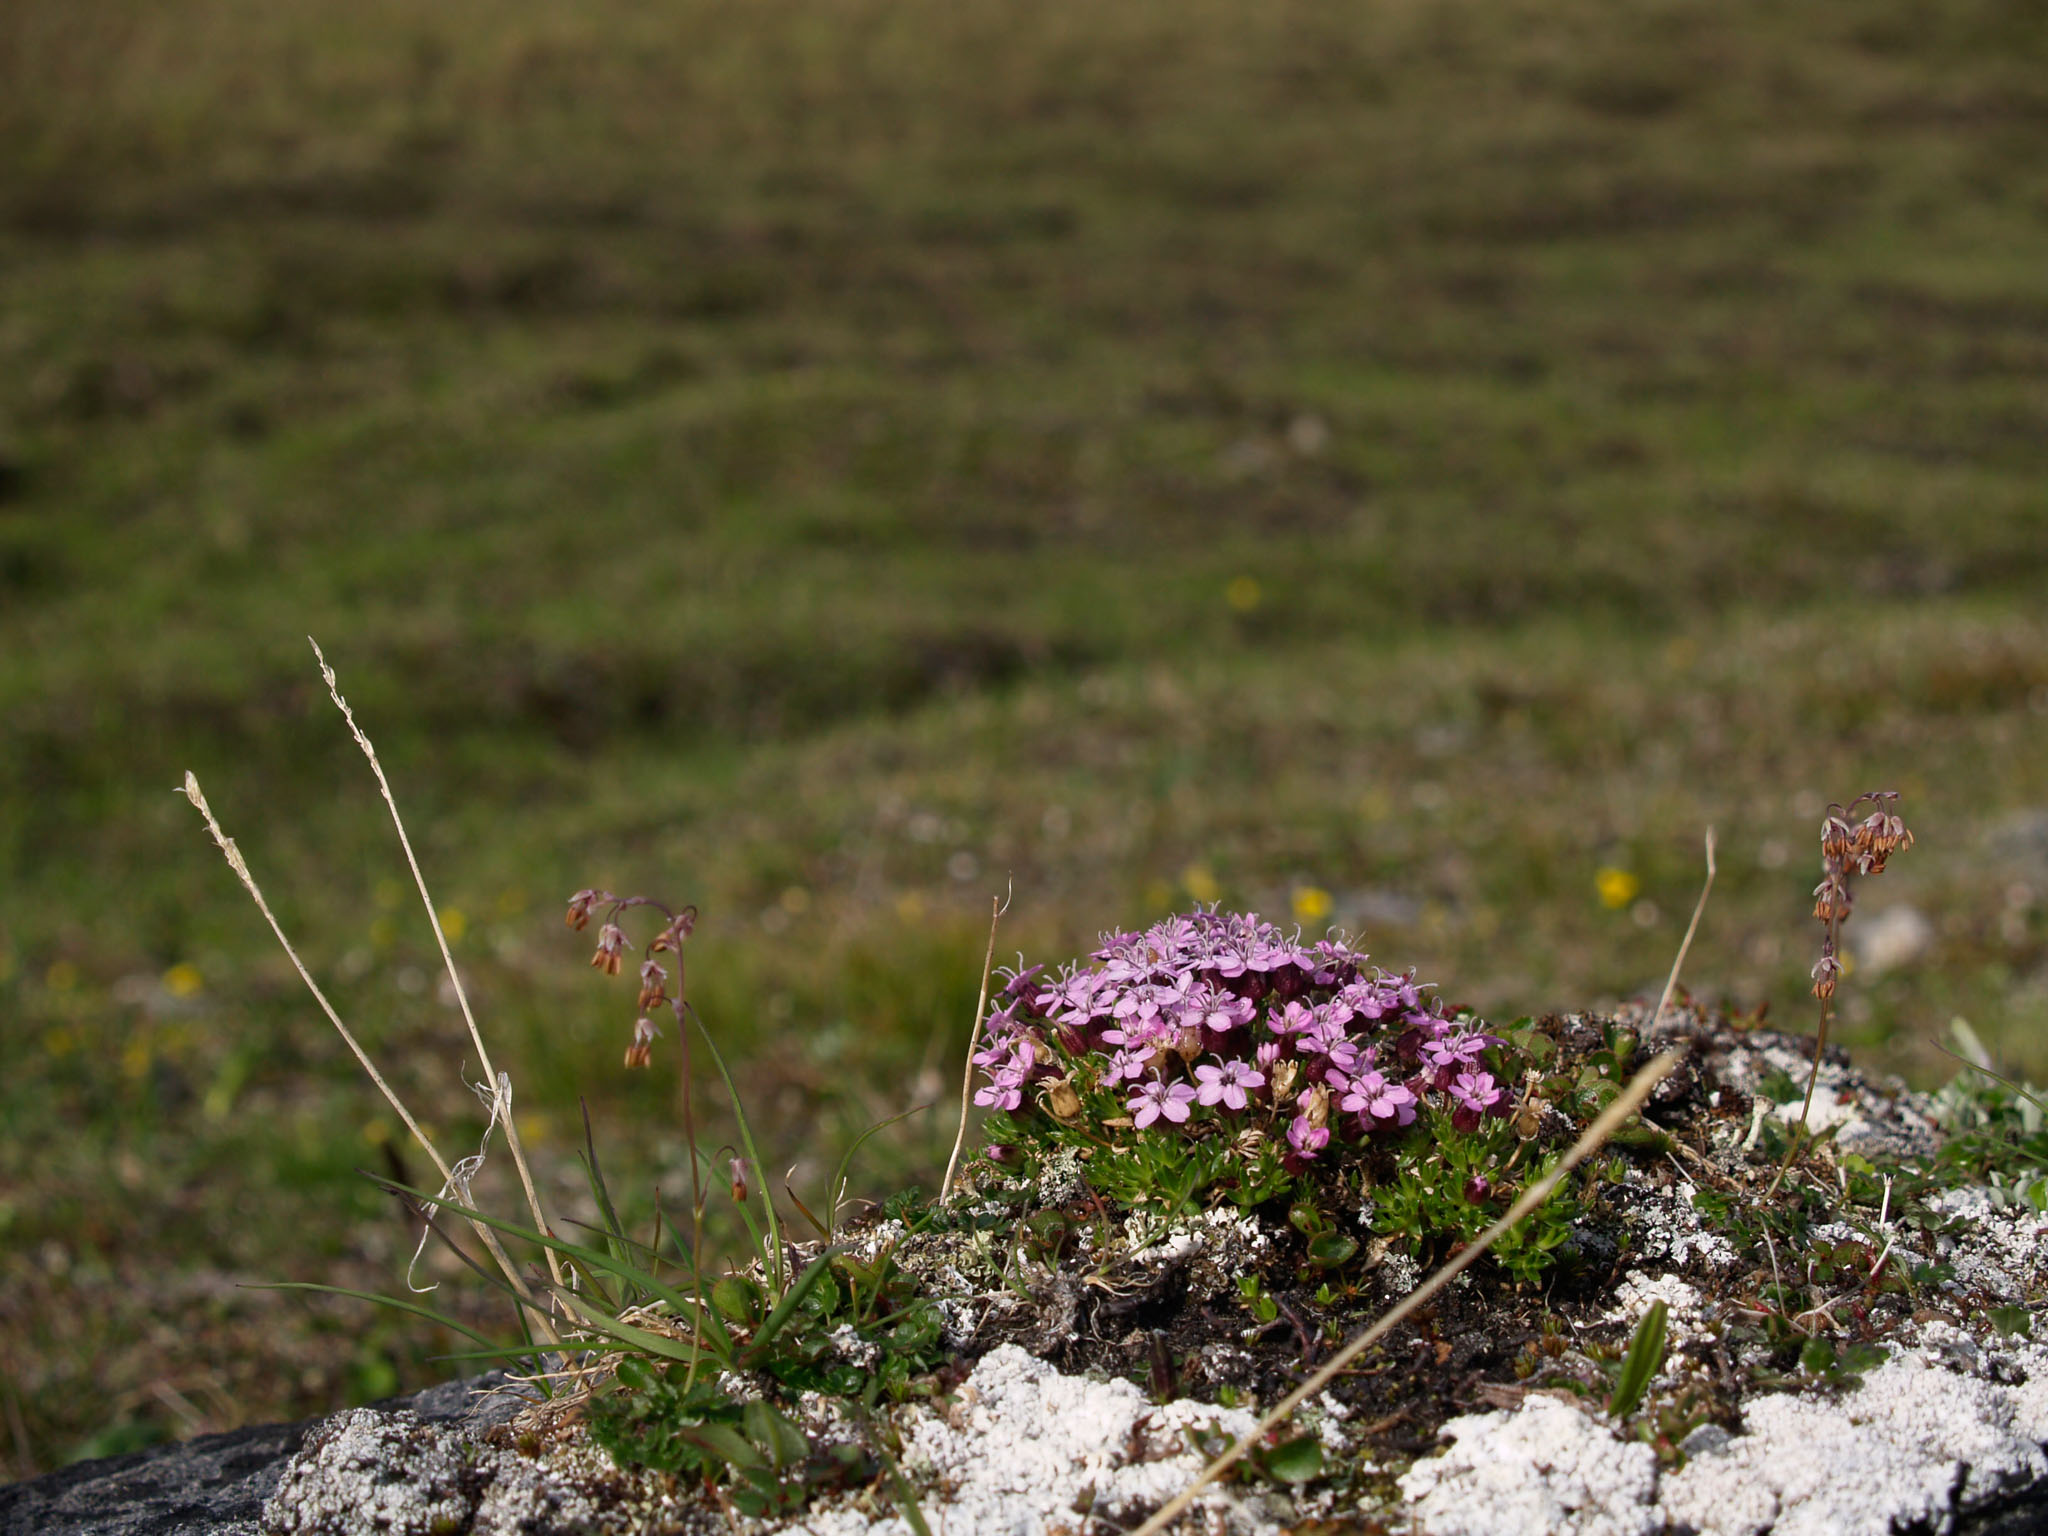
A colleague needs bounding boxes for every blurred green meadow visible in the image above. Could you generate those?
[3,0,2047,1482]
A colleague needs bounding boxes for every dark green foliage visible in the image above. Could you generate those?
[588,1360,874,1518]
[586,1245,949,1513]
[1606,1300,1668,1418]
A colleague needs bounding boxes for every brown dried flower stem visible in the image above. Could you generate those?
[940,892,1006,1202]
[310,640,566,1292]
[179,773,558,1345]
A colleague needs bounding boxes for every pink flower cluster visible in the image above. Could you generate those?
[973,909,1514,1164]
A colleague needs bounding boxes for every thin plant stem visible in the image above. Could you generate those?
[178,773,559,1346]
[1651,828,1716,1030]
[1797,981,1834,1130]
[1128,1049,1684,1536]
[310,639,565,1291]
[940,892,1006,1201]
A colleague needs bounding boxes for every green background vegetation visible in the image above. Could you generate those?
[3,0,2046,1481]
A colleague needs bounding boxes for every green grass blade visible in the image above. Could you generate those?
[853,1404,933,1536]
[740,1246,846,1364]
[1938,1044,2048,1123]
[548,1286,706,1365]
[365,1174,704,1322]
[688,1005,785,1295]
[246,1281,509,1355]
[828,1104,929,1240]
[1607,1300,1668,1418]
[579,1098,633,1271]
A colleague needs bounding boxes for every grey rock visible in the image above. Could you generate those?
[0,1376,523,1536]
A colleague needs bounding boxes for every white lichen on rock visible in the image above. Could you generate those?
[262,1408,482,1536]
[1396,1395,1660,1536]
[1659,1350,2048,1535]
[806,1343,1272,1535]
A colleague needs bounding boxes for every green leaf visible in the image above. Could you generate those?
[743,1246,849,1364]
[612,1355,660,1392]
[1263,1435,1323,1484]
[1989,1305,2035,1340]
[1607,1300,1668,1418]
[1306,1232,1358,1270]
[549,1287,704,1365]
[743,1401,811,1469]
[713,1276,763,1325]
[1798,1336,1837,1375]
[679,1420,768,1470]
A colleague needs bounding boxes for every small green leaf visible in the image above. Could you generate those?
[1306,1232,1358,1270]
[1989,1306,2035,1340]
[1263,1435,1323,1484]
[679,1420,768,1470]
[743,1401,811,1469]
[714,1276,762,1324]
[612,1356,659,1393]
[1607,1300,1668,1418]
[1798,1336,1837,1375]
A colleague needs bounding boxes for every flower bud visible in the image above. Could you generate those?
[729,1157,750,1203]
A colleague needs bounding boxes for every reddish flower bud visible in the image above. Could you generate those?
[729,1157,749,1203]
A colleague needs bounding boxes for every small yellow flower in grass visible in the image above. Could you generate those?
[1225,576,1263,613]
[1293,885,1333,924]
[361,1119,392,1147]
[1182,863,1222,905]
[163,962,203,998]
[895,892,926,923]
[45,959,77,991]
[1596,867,1641,910]
[121,1033,152,1081]
[438,907,467,943]
[43,1027,74,1057]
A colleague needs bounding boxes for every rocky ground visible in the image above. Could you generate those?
[10,1003,2047,1535]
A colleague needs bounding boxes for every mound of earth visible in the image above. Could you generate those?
[14,1002,2046,1535]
